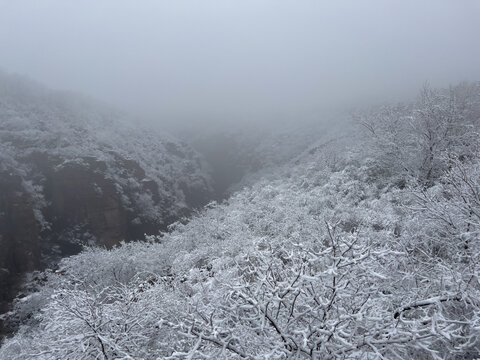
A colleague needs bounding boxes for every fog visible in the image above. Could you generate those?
[1,0,479,129]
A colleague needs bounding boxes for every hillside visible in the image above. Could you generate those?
[1,82,479,359]
[0,73,214,333]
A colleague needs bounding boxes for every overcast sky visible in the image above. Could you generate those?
[1,0,479,128]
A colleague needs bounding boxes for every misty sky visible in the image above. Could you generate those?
[1,0,479,127]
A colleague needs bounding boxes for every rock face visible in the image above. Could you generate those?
[0,73,214,335]
[37,155,132,253]
[0,173,40,318]
[46,159,127,249]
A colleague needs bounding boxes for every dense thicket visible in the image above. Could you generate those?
[1,82,479,359]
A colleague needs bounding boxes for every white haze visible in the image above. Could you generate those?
[1,0,479,129]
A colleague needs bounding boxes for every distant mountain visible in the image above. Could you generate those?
[0,72,214,331]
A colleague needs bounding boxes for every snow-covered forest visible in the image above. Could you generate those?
[1,81,479,359]
[1,1,480,359]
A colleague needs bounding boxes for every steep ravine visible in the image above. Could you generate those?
[0,75,329,340]
[0,130,277,339]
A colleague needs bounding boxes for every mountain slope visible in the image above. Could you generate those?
[0,73,213,331]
